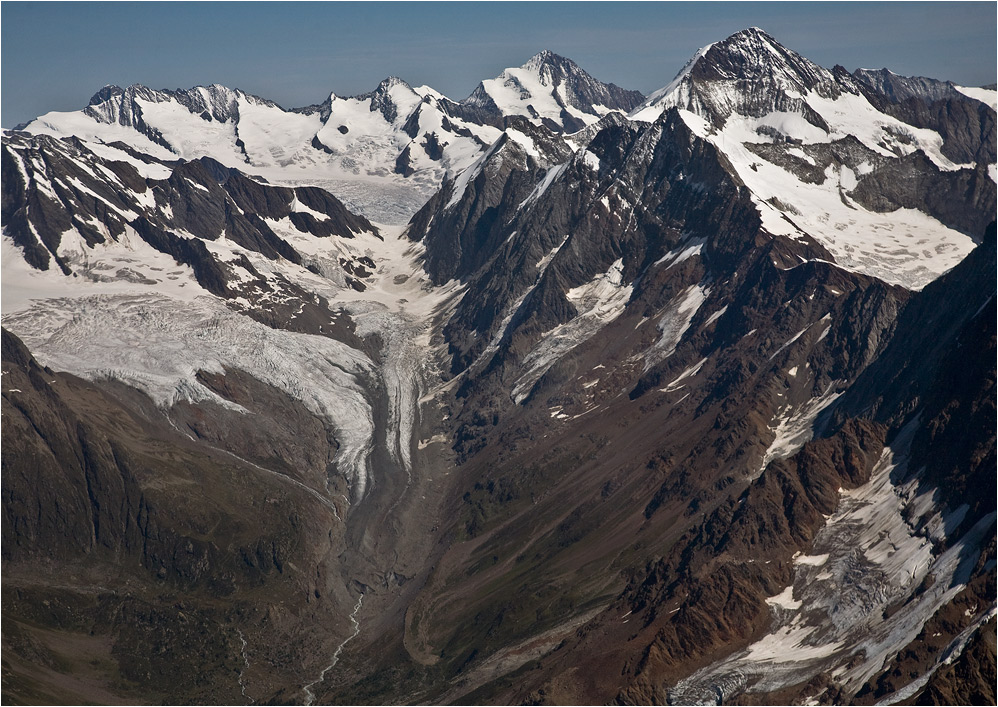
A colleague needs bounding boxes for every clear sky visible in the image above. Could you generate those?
[2,1,996,128]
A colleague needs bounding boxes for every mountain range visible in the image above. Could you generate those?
[17,49,642,225]
[2,28,995,705]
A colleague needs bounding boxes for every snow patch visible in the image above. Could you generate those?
[644,283,710,371]
[660,357,708,393]
[581,150,600,171]
[765,586,802,610]
[653,237,705,268]
[953,84,998,109]
[511,259,632,403]
[520,162,568,210]
[757,384,843,477]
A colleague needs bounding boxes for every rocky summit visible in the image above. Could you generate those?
[2,29,995,706]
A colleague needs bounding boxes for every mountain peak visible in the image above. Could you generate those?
[522,49,575,73]
[353,76,418,124]
[462,51,643,132]
[729,26,774,41]
[526,48,557,62]
[713,26,782,51]
[376,76,412,91]
[632,27,839,124]
[691,27,821,82]
[88,84,125,106]
[344,76,415,104]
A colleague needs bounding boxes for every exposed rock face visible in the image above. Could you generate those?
[610,233,996,706]
[915,616,997,705]
[634,27,841,129]
[853,67,998,164]
[408,118,574,286]
[387,31,995,706]
[847,153,994,237]
[853,68,966,104]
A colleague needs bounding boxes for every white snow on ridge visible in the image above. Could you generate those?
[134,96,246,163]
[629,43,715,123]
[565,258,631,317]
[236,96,323,167]
[954,84,998,110]
[23,109,179,162]
[505,128,541,158]
[445,136,509,211]
[630,37,983,291]
[756,384,844,479]
[476,64,607,129]
[675,106,977,290]
[703,305,728,327]
[83,141,174,180]
[520,161,568,210]
[21,81,502,225]
[803,91,966,170]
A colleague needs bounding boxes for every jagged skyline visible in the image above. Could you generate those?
[2,1,996,129]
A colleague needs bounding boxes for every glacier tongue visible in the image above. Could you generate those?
[2,207,456,506]
[349,304,421,479]
[3,293,379,499]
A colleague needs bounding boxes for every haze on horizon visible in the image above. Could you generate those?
[2,1,996,129]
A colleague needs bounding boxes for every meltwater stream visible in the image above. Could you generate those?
[302,594,365,705]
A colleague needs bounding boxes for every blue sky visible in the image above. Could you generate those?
[2,1,996,128]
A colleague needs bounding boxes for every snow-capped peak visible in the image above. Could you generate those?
[351,76,420,124]
[464,50,643,132]
[631,43,716,121]
[630,27,840,125]
[81,82,282,131]
[627,27,992,292]
[368,76,412,95]
[521,49,579,78]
